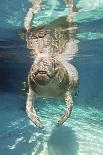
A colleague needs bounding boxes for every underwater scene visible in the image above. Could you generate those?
[0,0,103,155]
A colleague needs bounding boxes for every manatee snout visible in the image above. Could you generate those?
[33,54,56,76]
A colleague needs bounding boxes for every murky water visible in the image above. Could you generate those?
[0,0,103,155]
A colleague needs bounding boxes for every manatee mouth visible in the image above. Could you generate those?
[32,70,51,85]
[32,70,48,78]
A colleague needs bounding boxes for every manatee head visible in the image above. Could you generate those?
[31,53,59,85]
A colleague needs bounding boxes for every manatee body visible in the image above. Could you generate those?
[29,53,78,98]
[26,52,78,128]
[25,0,79,128]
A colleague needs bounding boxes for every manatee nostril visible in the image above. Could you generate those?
[40,60,47,65]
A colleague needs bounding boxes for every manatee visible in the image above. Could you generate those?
[24,0,79,128]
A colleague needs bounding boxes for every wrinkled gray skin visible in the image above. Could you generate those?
[25,0,79,128]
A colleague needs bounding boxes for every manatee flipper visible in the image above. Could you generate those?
[57,91,73,126]
[26,89,43,128]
